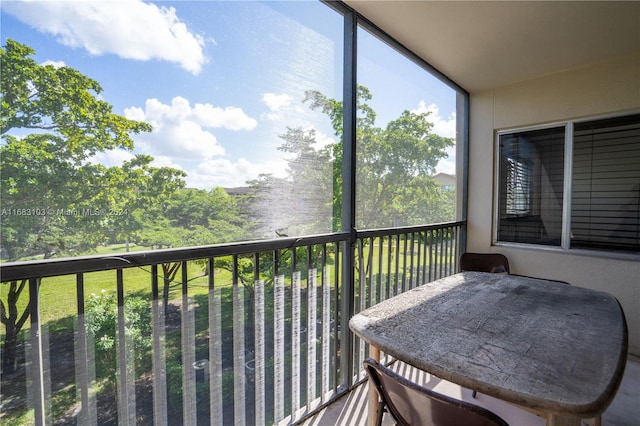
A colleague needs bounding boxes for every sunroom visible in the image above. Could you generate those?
[1,1,638,425]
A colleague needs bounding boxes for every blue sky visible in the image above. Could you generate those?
[1,0,457,189]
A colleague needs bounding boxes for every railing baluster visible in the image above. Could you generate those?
[401,233,408,292]
[116,269,135,425]
[377,237,383,302]
[410,232,416,289]
[307,266,317,408]
[27,278,48,425]
[332,242,340,393]
[305,247,315,413]
[440,229,444,276]
[150,265,168,426]
[75,273,97,425]
[422,231,428,285]
[386,236,392,299]
[428,230,435,282]
[415,232,422,287]
[181,262,196,426]
[321,244,331,401]
[274,248,285,423]
[357,240,366,381]
[209,258,223,426]
[450,226,454,275]
[254,253,266,426]
[368,237,375,307]
[231,255,246,425]
[393,234,402,295]
[291,269,301,420]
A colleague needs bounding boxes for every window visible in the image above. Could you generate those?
[571,115,640,251]
[497,127,565,246]
[496,113,640,253]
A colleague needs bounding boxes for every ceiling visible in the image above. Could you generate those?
[343,1,640,93]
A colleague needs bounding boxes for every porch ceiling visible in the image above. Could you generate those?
[343,1,640,93]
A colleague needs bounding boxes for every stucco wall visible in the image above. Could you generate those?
[467,52,640,355]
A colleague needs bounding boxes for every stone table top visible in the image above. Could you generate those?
[349,271,628,417]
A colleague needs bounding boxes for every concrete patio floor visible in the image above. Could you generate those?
[301,355,639,426]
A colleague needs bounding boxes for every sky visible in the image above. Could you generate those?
[1,0,458,190]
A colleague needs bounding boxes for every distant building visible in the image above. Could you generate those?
[224,187,251,196]
[432,173,455,190]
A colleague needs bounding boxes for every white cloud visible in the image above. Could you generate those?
[42,60,65,68]
[187,157,289,189]
[124,96,256,160]
[192,103,257,131]
[411,101,457,139]
[410,102,458,175]
[91,149,135,167]
[262,93,293,112]
[3,0,206,74]
[436,148,456,174]
[148,155,184,171]
[309,128,336,151]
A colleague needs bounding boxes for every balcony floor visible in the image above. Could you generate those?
[301,355,639,426]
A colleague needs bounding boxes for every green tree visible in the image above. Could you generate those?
[304,86,454,229]
[245,129,334,238]
[0,39,185,260]
[0,39,184,372]
[136,187,248,310]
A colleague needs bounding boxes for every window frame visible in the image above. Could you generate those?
[493,111,640,258]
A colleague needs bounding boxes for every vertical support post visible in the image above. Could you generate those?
[340,8,357,391]
[457,91,469,255]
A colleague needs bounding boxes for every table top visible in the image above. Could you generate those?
[349,272,628,417]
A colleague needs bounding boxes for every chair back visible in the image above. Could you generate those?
[460,252,510,274]
[364,359,509,426]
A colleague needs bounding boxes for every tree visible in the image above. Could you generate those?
[0,39,184,372]
[136,187,248,311]
[244,128,334,238]
[245,85,454,236]
[0,39,185,260]
[303,86,455,229]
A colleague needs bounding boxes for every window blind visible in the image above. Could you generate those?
[571,114,640,252]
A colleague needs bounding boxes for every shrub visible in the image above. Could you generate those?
[85,291,152,391]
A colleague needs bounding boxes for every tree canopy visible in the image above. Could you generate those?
[0,39,186,260]
[247,86,456,237]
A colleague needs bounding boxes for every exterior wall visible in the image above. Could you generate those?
[467,52,640,355]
